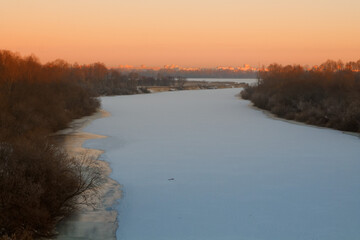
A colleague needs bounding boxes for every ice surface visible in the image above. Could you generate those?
[83,88,360,240]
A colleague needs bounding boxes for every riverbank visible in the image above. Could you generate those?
[146,80,246,92]
[52,109,121,240]
[236,93,360,139]
[241,64,360,133]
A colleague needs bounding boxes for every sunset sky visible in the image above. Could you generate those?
[1,0,359,67]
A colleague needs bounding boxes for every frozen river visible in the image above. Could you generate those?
[83,88,360,240]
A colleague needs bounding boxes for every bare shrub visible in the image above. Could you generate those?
[0,139,103,238]
[241,61,360,132]
[240,85,253,100]
[0,50,112,238]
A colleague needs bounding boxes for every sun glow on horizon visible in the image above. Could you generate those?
[1,0,359,67]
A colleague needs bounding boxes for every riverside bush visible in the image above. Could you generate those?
[241,60,360,132]
[0,50,103,239]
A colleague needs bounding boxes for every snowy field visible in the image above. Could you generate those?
[83,88,360,240]
[187,78,257,85]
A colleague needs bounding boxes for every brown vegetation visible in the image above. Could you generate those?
[118,66,257,79]
[0,50,104,239]
[241,60,360,132]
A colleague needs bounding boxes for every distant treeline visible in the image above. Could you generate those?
[71,65,182,95]
[241,60,360,132]
[117,68,257,79]
[128,72,186,88]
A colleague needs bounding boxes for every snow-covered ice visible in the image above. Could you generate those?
[83,88,360,240]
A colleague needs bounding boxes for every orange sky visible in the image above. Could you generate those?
[1,0,359,67]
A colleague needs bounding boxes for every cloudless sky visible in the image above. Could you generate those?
[1,0,359,67]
